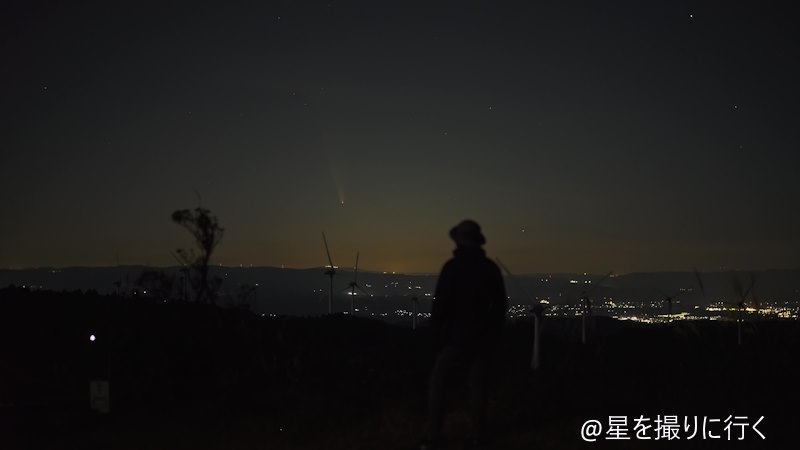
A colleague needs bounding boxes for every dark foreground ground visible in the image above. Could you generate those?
[2,287,800,449]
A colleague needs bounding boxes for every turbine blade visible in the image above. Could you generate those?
[495,257,534,303]
[495,257,512,277]
[741,282,753,301]
[585,271,613,295]
[742,272,756,305]
[732,274,744,301]
[693,268,707,299]
[751,288,761,310]
[322,232,334,267]
[354,251,360,282]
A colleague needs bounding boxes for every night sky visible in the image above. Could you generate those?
[2,0,799,274]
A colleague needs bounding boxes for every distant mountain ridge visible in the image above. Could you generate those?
[1,266,798,316]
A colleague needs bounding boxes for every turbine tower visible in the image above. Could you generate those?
[496,258,546,371]
[731,272,758,346]
[322,232,336,314]
[345,252,367,315]
[570,271,612,345]
[652,287,682,322]
[695,269,759,346]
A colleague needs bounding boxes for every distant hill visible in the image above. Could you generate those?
[1,266,798,316]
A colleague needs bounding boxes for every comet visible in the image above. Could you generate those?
[327,154,346,207]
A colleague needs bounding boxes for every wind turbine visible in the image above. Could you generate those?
[113,252,122,296]
[651,286,683,322]
[731,272,759,345]
[662,291,678,321]
[564,272,612,345]
[496,258,546,371]
[695,269,759,345]
[693,268,706,299]
[344,252,367,315]
[322,232,336,314]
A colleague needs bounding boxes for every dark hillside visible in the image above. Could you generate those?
[2,287,799,449]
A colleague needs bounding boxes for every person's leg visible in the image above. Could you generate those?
[423,345,459,444]
[468,348,491,441]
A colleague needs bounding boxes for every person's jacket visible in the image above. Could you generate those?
[431,246,507,347]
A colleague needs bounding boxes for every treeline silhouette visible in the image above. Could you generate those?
[3,286,800,449]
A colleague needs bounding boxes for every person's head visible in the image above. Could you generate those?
[449,219,486,248]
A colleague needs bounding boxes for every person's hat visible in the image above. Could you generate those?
[449,219,486,246]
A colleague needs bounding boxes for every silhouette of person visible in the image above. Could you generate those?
[420,220,507,449]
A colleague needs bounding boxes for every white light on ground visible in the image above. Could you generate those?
[89,334,96,342]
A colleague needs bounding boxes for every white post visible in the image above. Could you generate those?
[581,312,587,345]
[737,309,743,345]
[328,276,333,314]
[412,298,418,330]
[531,312,540,370]
[90,380,110,414]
